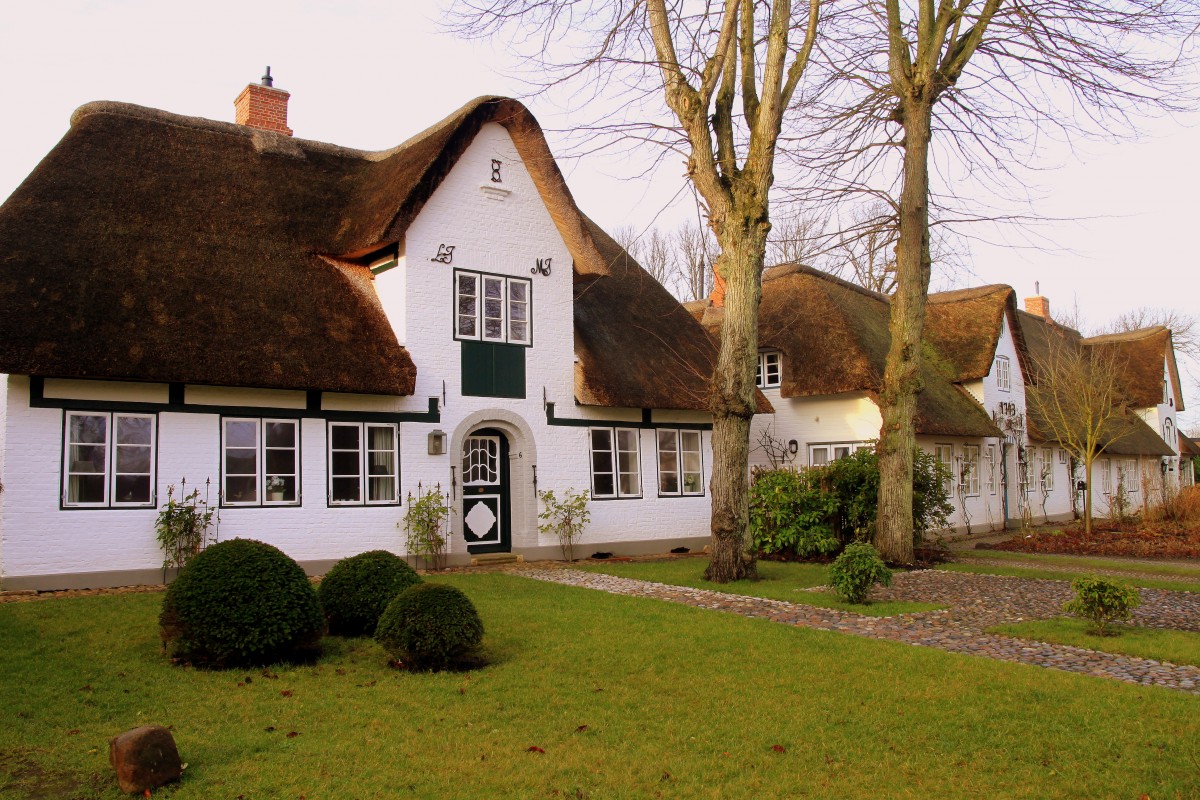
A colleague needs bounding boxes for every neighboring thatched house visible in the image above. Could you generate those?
[0,77,750,590]
[687,266,1186,532]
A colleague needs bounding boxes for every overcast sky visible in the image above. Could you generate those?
[2,0,1196,425]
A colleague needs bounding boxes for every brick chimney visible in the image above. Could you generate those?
[710,267,726,308]
[1024,291,1050,320]
[234,67,292,136]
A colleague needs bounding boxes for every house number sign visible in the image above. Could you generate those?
[490,159,503,183]
[531,258,552,276]
[431,244,455,264]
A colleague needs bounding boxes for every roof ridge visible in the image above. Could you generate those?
[1082,325,1170,345]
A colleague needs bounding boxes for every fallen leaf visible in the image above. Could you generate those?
[575,725,589,733]
[79,685,92,692]
[661,772,672,782]
[244,676,253,684]
[335,668,346,676]
[66,729,81,736]
[772,744,786,754]
[280,690,293,697]
[265,726,276,732]
[526,746,545,754]
[287,731,300,739]
[144,790,152,798]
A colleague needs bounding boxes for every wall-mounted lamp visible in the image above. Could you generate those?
[428,429,447,456]
[787,440,799,455]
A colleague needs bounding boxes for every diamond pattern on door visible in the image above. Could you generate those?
[463,496,501,544]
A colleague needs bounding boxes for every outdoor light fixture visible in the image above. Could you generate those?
[788,440,799,455]
[428,430,447,455]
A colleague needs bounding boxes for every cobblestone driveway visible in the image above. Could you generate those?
[516,567,1200,695]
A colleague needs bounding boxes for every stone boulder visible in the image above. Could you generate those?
[109,725,183,794]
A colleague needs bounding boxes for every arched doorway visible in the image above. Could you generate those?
[461,427,511,554]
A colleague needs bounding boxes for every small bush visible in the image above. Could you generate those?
[160,539,324,668]
[318,550,421,637]
[538,488,591,561]
[828,542,893,604]
[375,583,484,671]
[748,468,839,559]
[1063,576,1141,636]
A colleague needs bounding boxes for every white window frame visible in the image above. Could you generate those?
[221,417,300,507]
[935,444,954,497]
[589,427,642,499]
[454,269,532,345]
[62,411,157,508]
[961,444,981,497]
[1040,447,1054,492]
[985,444,997,494]
[755,351,782,388]
[808,442,868,467]
[995,355,1011,392]
[1121,459,1139,493]
[1100,459,1112,495]
[657,429,705,496]
[328,422,400,506]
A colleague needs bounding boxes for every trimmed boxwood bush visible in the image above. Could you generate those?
[828,541,893,604]
[1064,576,1141,635]
[159,538,324,668]
[375,583,484,671]
[318,550,421,636]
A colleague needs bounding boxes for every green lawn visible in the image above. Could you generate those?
[3,574,1198,798]
[990,618,1200,668]
[579,558,944,616]
[961,549,1200,579]
[938,561,1200,593]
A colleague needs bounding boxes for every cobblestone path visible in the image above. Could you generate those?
[950,556,1200,586]
[516,567,1200,695]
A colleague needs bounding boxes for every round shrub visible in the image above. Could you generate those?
[318,550,421,637]
[1063,576,1141,636]
[828,541,893,604]
[375,583,484,671]
[159,538,325,668]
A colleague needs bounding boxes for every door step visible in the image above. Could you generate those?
[470,553,524,567]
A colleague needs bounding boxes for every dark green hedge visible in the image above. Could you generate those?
[375,583,484,671]
[318,550,421,637]
[159,538,324,668]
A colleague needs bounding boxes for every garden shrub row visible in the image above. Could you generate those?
[160,541,482,672]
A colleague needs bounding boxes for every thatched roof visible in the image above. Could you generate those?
[1016,311,1174,457]
[0,97,720,409]
[1180,433,1200,458]
[925,284,1027,382]
[705,263,1001,438]
[1082,327,1184,412]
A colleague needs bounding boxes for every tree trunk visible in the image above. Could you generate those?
[704,212,767,583]
[1083,457,1094,535]
[875,101,933,566]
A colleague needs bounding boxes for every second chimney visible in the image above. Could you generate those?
[234,67,292,136]
[1025,293,1051,320]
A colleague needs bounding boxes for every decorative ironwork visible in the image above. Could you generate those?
[490,159,502,183]
[531,258,552,276]
[431,244,455,264]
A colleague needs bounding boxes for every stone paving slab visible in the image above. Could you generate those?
[515,567,1200,695]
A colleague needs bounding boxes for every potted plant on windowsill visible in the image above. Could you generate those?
[266,476,287,503]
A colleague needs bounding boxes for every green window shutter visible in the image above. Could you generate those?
[462,341,526,399]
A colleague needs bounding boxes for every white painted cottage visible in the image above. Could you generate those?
[0,81,744,590]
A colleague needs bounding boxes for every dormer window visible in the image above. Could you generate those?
[756,351,782,388]
[995,355,1011,392]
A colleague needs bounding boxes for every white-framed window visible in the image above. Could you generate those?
[1040,447,1054,492]
[986,444,997,494]
[935,444,954,497]
[961,444,981,496]
[1100,459,1112,495]
[62,411,156,507]
[995,355,1011,391]
[756,351,782,388]
[222,418,300,506]
[590,428,641,499]
[1121,459,1139,492]
[657,429,704,496]
[328,422,399,505]
[808,442,869,467]
[454,270,531,345]
[1058,449,1068,465]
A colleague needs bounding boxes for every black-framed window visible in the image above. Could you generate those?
[657,429,704,496]
[62,411,156,507]
[222,418,299,506]
[756,351,782,388]
[454,270,531,345]
[590,427,641,498]
[328,422,399,505]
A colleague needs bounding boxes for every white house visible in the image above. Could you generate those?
[0,79,746,590]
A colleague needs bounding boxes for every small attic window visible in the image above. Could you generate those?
[995,356,1011,391]
[756,351,782,388]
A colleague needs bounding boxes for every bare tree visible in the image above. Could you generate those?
[766,210,826,267]
[675,220,714,302]
[1025,331,1137,534]
[613,224,677,292]
[1102,308,1199,362]
[453,0,821,582]
[829,201,899,294]
[795,0,1199,563]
